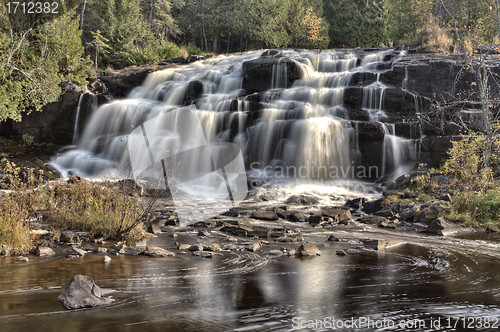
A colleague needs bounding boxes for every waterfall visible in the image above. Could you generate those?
[380,123,417,180]
[73,91,98,145]
[52,49,418,185]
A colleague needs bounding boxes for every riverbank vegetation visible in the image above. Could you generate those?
[0,157,151,254]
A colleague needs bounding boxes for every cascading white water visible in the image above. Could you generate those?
[52,49,415,186]
[73,91,98,145]
[380,123,417,180]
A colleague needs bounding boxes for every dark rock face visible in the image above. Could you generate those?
[242,58,303,93]
[0,87,85,144]
[58,275,116,309]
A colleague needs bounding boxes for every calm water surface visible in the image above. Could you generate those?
[1,232,500,332]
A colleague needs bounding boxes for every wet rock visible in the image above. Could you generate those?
[268,250,283,256]
[16,256,29,262]
[192,251,215,258]
[35,246,55,257]
[336,250,347,256]
[122,248,143,256]
[275,234,304,242]
[58,275,116,310]
[245,241,262,252]
[148,221,163,235]
[363,198,384,214]
[284,194,320,205]
[361,239,405,250]
[250,210,279,220]
[193,220,217,228]
[297,242,321,257]
[227,236,238,242]
[97,247,107,253]
[189,244,204,252]
[399,203,419,222]
[308,214,324,224]
[67,175,84,184]
[242,58,302,93]
[345,198,365,209]
[424,217,458,236]
[178,244,191,251]
[220,225,254,237]
[102,256,111,263]
[414,201,449,224]
[143,246,175,257]
[358,215,389,226]
[204,243,221,252]
[71,247,86,256]
[198,230,210,237]
[322,207,352,223]
[327,235,340,242]
[134,239,148,247]
[248,226,271,238]
[277,211,307,222]
[60,231,80,244]
[260,49,281,57]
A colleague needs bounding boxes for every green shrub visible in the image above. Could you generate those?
[449,188,500,230]
[186,43,202,56]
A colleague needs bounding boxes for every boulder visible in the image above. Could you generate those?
[188,244,204,252]
[71,247,86,256]
[322,207,352,223]
[358,215,389,226]
[60,231,80,244]
[58,275,116,309]
[245,242,262,252]
[220,225,254,237]
[204,243,222,252]
[250,210,279,220]
[35,246,55,257]
[297,242,321,256]
[284,194,320,205]
[363,198,384,214]
[198,230,210,237]
[192,251,215,258]
[414,201,449,224]
[327,235,340,242]
[143,246,175,257]
[102,255,111,263]
[16,256,29,262]
[424,217,458,236]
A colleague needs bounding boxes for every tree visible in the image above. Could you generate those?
[0,3,89,122]
[90,30,111,68]
[302,7,329,48]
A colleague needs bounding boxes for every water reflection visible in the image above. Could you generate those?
[1,236,500,332]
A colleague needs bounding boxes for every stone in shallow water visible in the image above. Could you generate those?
[58,275,116,310]
[297,242,321,257]
[361,239,405,250]
[16,256,29,262]
[143,246,175,258]
[35,246,55,257]
[103,255,111,263]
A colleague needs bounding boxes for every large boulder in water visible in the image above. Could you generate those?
[242,58,303,93]
[58,275,116,309]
